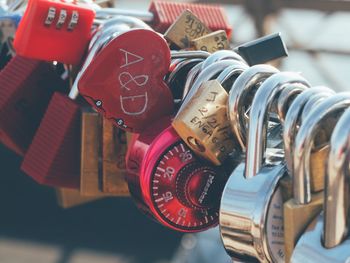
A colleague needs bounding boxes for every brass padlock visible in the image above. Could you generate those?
[164,9,211,49]
[56,188,103,209]
[191,30,230,53]
[80,108,105,197]
[291,95,350,263]
[173,60,248,165]
[102,118,130,196]
[283,92,350,263]
[173,80,236,165]
[80,109,130,197]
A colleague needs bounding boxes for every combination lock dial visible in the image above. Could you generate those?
[126,117,227,232]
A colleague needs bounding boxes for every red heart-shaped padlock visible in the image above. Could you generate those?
[78,28,174,133]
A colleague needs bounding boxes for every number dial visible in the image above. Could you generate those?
[138,126,225,232]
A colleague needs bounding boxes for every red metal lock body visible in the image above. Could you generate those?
[21,92,82,189]
[126,117,228,232]
[13,0,95,65]
[0,55,67,155]
[78,28,174,133]
[149,1,232,38]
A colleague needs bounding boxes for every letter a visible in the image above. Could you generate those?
[120,48,144,68]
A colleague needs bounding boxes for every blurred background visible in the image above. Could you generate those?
[1,0,350,262]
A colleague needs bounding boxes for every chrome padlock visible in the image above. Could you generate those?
[282,87,337,262]
[173,59,248,165]
[126,117,228,232]
[220,71,309,263]
[291,103,350,263]
[284,93,350,262]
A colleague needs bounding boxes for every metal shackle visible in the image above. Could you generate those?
[293,93,350,205]
[276,83,308,123]
[227,64,279,151]
[324,106,350,248]
[283,87,336,176]
[201,50,246,69]
[245,72,309,178]
[179,59,247,113]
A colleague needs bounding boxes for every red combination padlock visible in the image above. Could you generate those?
[78,28,174,133]
[13,0,95,64]
[0,55,67,155]
[126,117,228,232]
[21,87,82,188]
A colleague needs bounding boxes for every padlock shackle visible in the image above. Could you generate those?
[294,93,350,205]
[217,63,248,91]
[182,62,203,101]
[171,50,210,59]
[324,106,350,248]
[201,50,246,70]
[276,83,307,123]
[179,59,244,113]
[284,86,335,178]
[245,72,309,178]
[228,65,279,152]
[95,8,154,23]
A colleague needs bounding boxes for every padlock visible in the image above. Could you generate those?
[173,59,248,165]
[284,92,350,263]
[227,64,279,151]
[191,30,230,53]
[0,55,67,155]
[290,104,350,263]
[278,86,334,200]
[220,71,310,263]
[21,86,82,188]
[102,118,130,196]
[56,187,103,209]
[13,0,96,64]
[164,9,211,49]
[126,117,228,232]
[78,28,174,133]
[96,1,232,37]
[80,108,104,196]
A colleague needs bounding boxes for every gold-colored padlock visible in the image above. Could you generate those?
[80,108,106,197]
[56,188,103,209]
[283,93,349,263]
[191,30,230,53]
[102,119,130,196]
[164,9,211,49]
[172,80,235,165]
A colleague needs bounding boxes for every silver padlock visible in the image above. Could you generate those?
[291,97,350,263]
[293,93,350,205]
[283,86,335,177]
[282,87,338,262]
[220,71,309,263]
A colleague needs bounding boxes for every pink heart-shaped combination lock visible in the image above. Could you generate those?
[78,28,174,133]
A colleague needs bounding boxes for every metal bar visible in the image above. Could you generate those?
[201,0,350,12]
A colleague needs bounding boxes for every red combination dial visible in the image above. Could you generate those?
[126,117,228,232]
